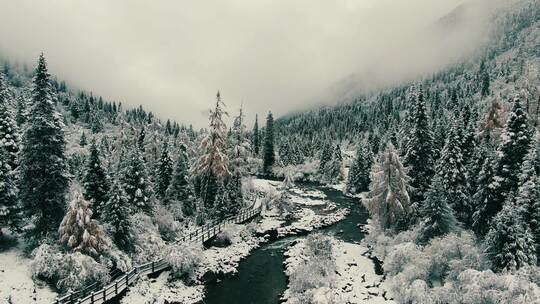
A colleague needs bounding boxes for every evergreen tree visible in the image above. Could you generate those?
[251,114,260,155]
[480,59,490,97]
[485,198,536,272]
[487,98,532,226]
[514,141,540,258]
[472,150,498,237]
[434,120,471,225]
[192,91,229,210]
[0,72,18,169]
[79,131,87,147]
[318,142,332,173]
[0,148,18,234]
[58,192,108,257]
[155,141,173,199]
[166,145,194,216]
[262,112,275,174]
[137,127,146,152]
[19,54,69,239]
[82,139,110,219]
[403,91,434,206]
[121,148,152,214]
[228,107,249,214]
[322,144,344,183]
[102,180,133,251]
[365,143,412,230]
[419,175,458,242]
[347,139,373,194]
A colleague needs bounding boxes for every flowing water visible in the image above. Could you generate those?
[203,183,371,304]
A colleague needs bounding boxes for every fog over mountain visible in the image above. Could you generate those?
[0,0,512,126]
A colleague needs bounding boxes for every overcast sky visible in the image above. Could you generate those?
[0,0,504,127]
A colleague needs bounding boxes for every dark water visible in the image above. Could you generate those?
[203,183,370,304]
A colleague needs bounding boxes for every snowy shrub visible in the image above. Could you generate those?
[154,204,179,241]
[273,159,320,181]
[55,252,109,292]
[31,244,109,292]
[99,246,133,273]
[239,222,257,240]
[215,226,234,246]
[31,243,64,281]
[287,234,336,303]
[131,213,167,263]
[166,243,203,283]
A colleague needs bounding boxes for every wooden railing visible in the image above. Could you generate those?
[53,207,261,304]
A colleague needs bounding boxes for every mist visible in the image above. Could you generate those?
[0,0,508,127]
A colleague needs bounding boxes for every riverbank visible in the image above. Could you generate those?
[283,236,394,304]
[120,178,352,304]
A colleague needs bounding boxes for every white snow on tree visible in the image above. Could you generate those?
[364,143,412,230]
[192,91,229,209]
[485,198,537,272]
[58,191,108,257]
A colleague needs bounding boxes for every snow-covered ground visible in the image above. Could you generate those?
[120,271,204,304]
[283,237,394,304]
[0,244,57,304]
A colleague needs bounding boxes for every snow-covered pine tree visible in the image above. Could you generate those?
[166,145,195,216]
[0,148,18,234]
[19,54,69,239]
[121,148,152,214]
[192,91,229,210]
[484,197,537,272]
[137,127,146,152]
[347,139,373,194]
[403,90,434,207]
[318,142,332,173]
[322,144,344,184]
[472,149,498,237]
[155,141,173,199]
[227,106,249,214]
[262,111,275,174]
[83,139,110,219]
[102,180,133,251]
[434,120,471,226]
[419,174,458,242]
[0,72,18,169]
[252,114,260,156]
[58,191,108,257]
[514,139,540,258]
[486,98,532,226]
[79,131,87,147]
[364,143,412,230]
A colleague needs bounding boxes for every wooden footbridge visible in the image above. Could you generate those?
[53,207,261,304]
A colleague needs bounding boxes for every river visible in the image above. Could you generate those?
[203,183,372,304]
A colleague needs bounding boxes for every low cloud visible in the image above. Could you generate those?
[0,0,509,126]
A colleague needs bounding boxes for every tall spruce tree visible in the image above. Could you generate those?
[103,180,133,251]
[166,145,194,216]
[434,120,471,225]
[485,198,536,272]
[420,175,458,242]
[19,54,68,240]
[365,143,412,230]
[192,91,229,210]
[0,148,18,234]
[121,148,152,214]
[484,98,532,227]
[155,141,173,199]
[472,150,498,237]
[83,139,110,219]
[262,112,275,174]
[403,90,434,207]
[0,72,18,169]
[252,114,260,155]
[347,139,373,194]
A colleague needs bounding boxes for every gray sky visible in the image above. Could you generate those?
[0,0,502,127]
